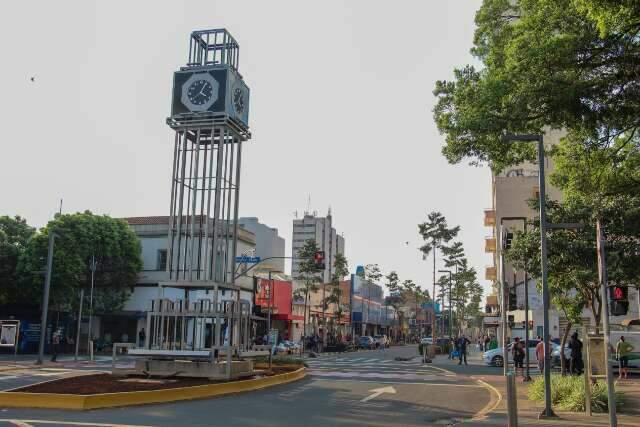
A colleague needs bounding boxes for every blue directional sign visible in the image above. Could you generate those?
[235,255,261,264]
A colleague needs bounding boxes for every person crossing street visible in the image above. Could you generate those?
[457,335,471,365]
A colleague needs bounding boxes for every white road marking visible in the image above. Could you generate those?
[0,420,151,427]
[0,376,18,381]
[360,385,396,402]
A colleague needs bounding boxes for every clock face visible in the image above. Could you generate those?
[187,79,214,106]
[179,72,220,112]
[233,87,245,114]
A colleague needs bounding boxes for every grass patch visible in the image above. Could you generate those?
[527,374,623,412]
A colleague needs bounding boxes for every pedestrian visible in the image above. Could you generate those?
[50,330,60,362]
[448,337,455,359]
[138,328,146,348]
[568,332,583,375]
[457,335,470,365]
[484,336,490,352]
[512,337,525,377]
[616,335,634,380]
[535,336,545,373]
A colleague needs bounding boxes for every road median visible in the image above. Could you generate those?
[0,367,306,410]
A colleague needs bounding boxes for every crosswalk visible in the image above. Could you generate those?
[305,355,457,382]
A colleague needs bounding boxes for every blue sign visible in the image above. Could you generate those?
[235,255,261,264]
[355,266,365,277]
[421,302,441,314]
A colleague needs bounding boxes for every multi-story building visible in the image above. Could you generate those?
[238,217,286,273]
[484,129,564,340]
[291,212,345,283]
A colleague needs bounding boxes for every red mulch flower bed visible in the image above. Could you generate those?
[15,366,298,395]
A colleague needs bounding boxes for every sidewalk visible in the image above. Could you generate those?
[435,352,640,426]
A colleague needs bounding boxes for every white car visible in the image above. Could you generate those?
[420,337,433,345]
[482,340,567,367]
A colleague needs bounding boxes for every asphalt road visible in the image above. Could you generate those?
[0,346,494,427]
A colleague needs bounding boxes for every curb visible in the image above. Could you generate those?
[0,367,306,410]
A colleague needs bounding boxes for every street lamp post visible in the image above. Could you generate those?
[438,270,453,337]
[502,133,555,418]
[36,231,55,365]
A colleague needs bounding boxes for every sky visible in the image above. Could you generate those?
[0,0,492,298]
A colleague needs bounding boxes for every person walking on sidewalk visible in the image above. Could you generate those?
[535,336,545,373]
[512,337,525,377]
[50,330,61,362]
[568,332,583,375]
[138,328,146,348]
[616,336,634,380]
[457,335,470,365]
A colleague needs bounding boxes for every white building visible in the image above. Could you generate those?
[89,216,256,346]
[238,217,285,273]
[291,212,345,284]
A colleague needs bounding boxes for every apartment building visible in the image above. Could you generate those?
[291,212,345,283]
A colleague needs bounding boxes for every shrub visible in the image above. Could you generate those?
[527,374,623,413]
[253,355,305,367]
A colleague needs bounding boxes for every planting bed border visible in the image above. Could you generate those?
[0,367,306,410]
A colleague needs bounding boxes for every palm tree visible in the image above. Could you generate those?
[418,212,459,341]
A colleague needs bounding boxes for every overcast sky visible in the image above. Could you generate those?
[0,0,492,298]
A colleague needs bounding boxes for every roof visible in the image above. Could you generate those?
[126,216,171,225]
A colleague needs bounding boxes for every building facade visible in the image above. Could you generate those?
[238,217,285,273]
[291,212,345,283]
[88,216,258,347]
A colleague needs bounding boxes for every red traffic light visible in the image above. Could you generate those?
[612,286,625,300]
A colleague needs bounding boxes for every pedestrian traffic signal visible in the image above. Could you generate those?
[314,251,325,270]
[609,285,629,316]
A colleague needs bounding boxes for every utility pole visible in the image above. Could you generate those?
[74,288,84,361]
[87,255,97,361]
[438,270,453,337]
[596,220,617,427]
[36,232,55,365]
[267,271,272,339]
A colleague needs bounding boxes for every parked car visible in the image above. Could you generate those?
[483,340,568,367]
[373,335,389,348]
[358,336,375,349]
[420,337,433,345]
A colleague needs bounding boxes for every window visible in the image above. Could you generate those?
[157,249,167,271]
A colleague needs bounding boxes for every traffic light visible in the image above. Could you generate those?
[314,251,325,270]
[508,286,517,311]
[503,231,514,250]
[609,285,629,316]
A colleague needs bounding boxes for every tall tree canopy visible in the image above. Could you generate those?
[433,0,640,172]
[0,216,36,305]
[18,211,142,312]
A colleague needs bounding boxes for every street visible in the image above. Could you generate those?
[0,346,495,427]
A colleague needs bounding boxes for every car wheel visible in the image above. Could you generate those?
[492,356,504,367]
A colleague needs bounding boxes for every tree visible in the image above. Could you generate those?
[401,280,429,338]
[433,0,640,172]
[323,252,349,341]
[0,216,35,305]
[18,211,142,313]
[293,238,321,344]
[385,271,405,342]
[506,198,640,343]
[361,263,382,335]
[418,211,459,340]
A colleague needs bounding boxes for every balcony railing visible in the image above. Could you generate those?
[484,209,496,227]
[485,237,497,253]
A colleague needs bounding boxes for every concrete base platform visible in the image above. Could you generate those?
[114,359,254,380]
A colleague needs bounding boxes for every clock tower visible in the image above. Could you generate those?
[164,29,251,290]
